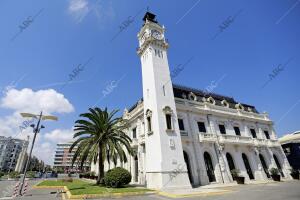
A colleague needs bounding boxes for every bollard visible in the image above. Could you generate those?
[12,182,20,197]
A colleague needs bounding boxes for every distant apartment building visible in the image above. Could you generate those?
[279,131,300,170]
[53,142,90,172]
[0,136,29,172]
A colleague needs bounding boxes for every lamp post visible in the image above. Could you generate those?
[18,111,58,196]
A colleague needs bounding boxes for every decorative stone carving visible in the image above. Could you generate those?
[163,106,173,114]
[146,109,152,117]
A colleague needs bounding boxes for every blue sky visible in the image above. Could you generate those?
[0,0,299,164]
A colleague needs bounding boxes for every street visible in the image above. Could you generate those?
[0,180,299,200]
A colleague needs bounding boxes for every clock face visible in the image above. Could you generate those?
[151,30,162,40]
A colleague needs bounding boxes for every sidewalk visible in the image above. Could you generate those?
[15,188,62,200]
[157,179,293,198]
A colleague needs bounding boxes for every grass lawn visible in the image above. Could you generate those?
[37,179,152,195]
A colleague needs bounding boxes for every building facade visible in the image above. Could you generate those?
[279,131,300,170]
[54,143,90,172]
[91,12,292,189]
[0,136,29,172]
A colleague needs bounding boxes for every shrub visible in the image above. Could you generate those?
[103,167,131,188]
[26,171,36,178]
[230,169,241,178]
[290,169,299,175]
[0,172,4,178]
[8,172,20,179]
[269,168,279,176]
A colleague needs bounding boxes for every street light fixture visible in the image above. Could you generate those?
[18,111,58,196]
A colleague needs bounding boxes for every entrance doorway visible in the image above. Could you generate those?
[259,154,270,178]
[226,153,236,180]
[204,152,216,182]
[273,155,284,177]
[183,151,193,184]
[134,155,138,182]
[242,153,254,180]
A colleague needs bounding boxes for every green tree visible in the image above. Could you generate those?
[70,107,133,185]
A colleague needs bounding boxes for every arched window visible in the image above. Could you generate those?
[226,153,236,171]
[242,153,254,180]
[226,153,236,180]
[204,152,216,182]
[259,154,270,178]
[273,154,284,177]
[183,151,193,184]
[134,155,138,182]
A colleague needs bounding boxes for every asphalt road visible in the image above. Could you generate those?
[0,180,299,200]
[90,181,300,200]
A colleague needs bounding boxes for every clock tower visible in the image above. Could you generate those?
[137,12,192,189]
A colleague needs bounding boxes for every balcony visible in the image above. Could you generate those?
[266,139,281,147]
[219,135,253,145]
[199,133,216,143]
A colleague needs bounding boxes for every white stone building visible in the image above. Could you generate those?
[92,12,292,189]
[0,136,29,172]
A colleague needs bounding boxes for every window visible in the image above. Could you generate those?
[250,129,257,138]
[166,114,172,130]
[264,131,270,139]
[197,122,206,133]
[132,127,137,139]
[178,119,185,131]
[234,127,241,136]
[219,124,226,134]
[147,116,152,132]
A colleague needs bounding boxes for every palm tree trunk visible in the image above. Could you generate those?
[97,145,104,185]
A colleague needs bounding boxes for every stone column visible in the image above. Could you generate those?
[186,112,205,186]
[217,145,232,183]
[252,147,266,180]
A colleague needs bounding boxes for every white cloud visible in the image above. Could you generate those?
[1,88,74,114]
[68,0,90,23]
[0,88,75,165]
[44,129,74,143]
[68,0,115,24]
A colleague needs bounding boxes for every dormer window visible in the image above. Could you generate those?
[221,100,229,108]
[235,103,244,111]
[207,96,216,105]
[188,92,197,101]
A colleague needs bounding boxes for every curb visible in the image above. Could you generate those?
[157,190,232,198]
[33,185,156,199]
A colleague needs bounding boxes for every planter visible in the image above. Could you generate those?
[271,174,281,182]
[291,173,299,180]
[235,176,245,184]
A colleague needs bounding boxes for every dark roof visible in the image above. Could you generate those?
[142,12,158,24]
[128,84,258,114]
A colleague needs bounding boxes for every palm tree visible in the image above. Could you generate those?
[70,107,133,184]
